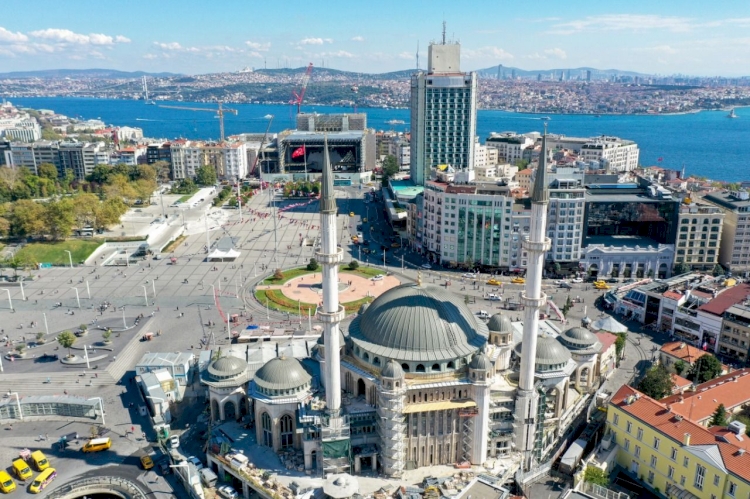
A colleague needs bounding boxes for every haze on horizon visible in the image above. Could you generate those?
[1,0,750,77]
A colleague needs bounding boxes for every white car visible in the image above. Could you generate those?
[462,273,477,279]
[371,275,384,281]
[571,278,584,283]
[168,435,180,448]
[187,456,203,470]
[217,485,239,499]
[421,263,432,269]
[488,293,501,301]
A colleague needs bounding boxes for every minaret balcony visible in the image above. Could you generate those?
[318,305,346,324]
[520,292,547,309]
[521,237,551,253]
[315,247,344,265]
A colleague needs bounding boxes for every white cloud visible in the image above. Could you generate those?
[299,37,333,45]
[29,28,128,46]
[245,41,271,51]
[351,36,365,42]
[544,48,567,59]
[398,51,413,60]
[463,46,514,60]
[551,14,695,34]
[635,44,678,55]
[142,53,158,60]
[321,50,353,58]
[0,27,28,43]
[154,41,183,50]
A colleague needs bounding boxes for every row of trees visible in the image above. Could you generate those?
[639,355,724,400]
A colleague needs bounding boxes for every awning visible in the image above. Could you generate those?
[403,399,476,414]
[666,484,701,499]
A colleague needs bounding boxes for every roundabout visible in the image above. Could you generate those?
[254,265,401,316]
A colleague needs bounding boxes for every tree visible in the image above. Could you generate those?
[56,330,77,358]
[136,164,158,183]
[71,193,100,230]
[673,262,691,275]
[514,159,530,169]
[307,258,319,271]
[638,364,674,400]
[11,199,46,237]
[86,164,112,184]
[104,174,137,204]
[133,178,157,203]
[195,165,217,186]
[153,160,172,183]
[709,404,729,427]
[274,268,284,280]
[553,262,562,276]
[673,359,687,376]
[37,162,59,180]
[689,355,723,384]
[94,198,127,230]
[381,155,399,186]
[102,329,112,342]
[615,332,627,359]
[712,264,725,277]
[349,260,359,270]
[583,466,609,487]
[44,198,75,240]
[15,344,25,356]
[36,332,46,343]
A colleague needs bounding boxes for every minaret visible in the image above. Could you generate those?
[316,135,350,473]
[514,126,552,471]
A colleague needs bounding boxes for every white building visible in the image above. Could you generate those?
[485,132,534,164]
[170,140,249,181]
[675,201,724,272]
[703,190,750,276]
[0,118,42,142]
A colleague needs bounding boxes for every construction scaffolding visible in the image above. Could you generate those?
[320,411,351,474]
[460,407,478,462]
[377,381,406,477]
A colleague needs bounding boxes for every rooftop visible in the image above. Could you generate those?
[697,283,750,316]
[661,369,750,422]
[659,341,711,363]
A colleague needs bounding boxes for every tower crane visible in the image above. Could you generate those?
[249,115,274,178]
[158,102,237,142]
[290,63,314,114]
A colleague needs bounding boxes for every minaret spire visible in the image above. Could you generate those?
[531,124,550,204]
[320,134,337,214]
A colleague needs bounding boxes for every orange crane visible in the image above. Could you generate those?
[290,63,313,114]
[158,102,237,142]
[249,115,274,178]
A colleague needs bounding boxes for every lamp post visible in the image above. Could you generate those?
[86,280,91,300]
[88,397,105,425]
[122,306,127,329]
[84,345,91,369]
[43,312,48,335]
[19,279,25,301]
[64,250,73,269]
[152,279,156,298]
[171,462,193,486]
[8,392,22,420]
[2,289,12,311]
[71,287,81,309]
[141,285,148,307]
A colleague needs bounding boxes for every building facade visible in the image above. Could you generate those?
[676,201,724,272]
[719,304,750,363]
[703,190,750,276]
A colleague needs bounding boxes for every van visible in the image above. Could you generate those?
[199,468,218,488]
[29,467,56,494]
[477,310,490,319]
[30,450,50,471]
[82,437,112,453]
[0,471,16,493]
[11,459,32,480]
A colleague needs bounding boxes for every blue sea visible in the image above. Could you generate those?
[10,97,750,182]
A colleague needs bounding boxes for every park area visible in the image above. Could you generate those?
[15,239,103,266]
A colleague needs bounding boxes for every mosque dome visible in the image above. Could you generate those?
[207,355,248,380]
[487,313,512,333]
[380,359,405,378]
[559,327,602,351]
[515,335,572,372]
[316,329,347,347]
[469,352,492,371]
[254,356,311,392]
[348,283,487,364]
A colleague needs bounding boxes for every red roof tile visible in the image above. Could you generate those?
[660,369,750,422]
[663,290,683,300]
[698,284,750,316]
[659,341,710,363]
[596,332,617,353]
[670,373,692,392]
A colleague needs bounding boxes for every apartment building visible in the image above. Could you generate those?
[485,132,534,164]
[608,384,750,499]
[703,190,750,276]
[58,142,102,180]
[718,304,750,363]
[544,135,639,172]
[676,201,724,272]
[170,141,248,181]
[0,118,41,142]
[547,177,586,269]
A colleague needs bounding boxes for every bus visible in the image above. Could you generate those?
[29,468,56,494]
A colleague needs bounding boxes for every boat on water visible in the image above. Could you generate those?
[146,100,156,105]
[542,116,551,120]
[728,108,738,118]
[386,119,406,125]
[264,114,274,119]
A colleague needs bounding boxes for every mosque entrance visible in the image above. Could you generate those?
[224,401,237,420]
[357,378,366,397]
[262,412,273,447]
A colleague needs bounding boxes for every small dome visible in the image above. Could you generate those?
[316,330,346,346]
[380,359,405,378]
[358,303,369,315]
[515,335,571,370]
[560,327,601,350]
[254,356,311,391]
[469,352,492,371]
[208,355,248,379]
[487,314,512,333]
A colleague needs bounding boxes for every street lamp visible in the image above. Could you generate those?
[2,289,12,311]
[64,250,73,269]
[88,396,105,425]
[8,392,22,420]
[171,462,193,485]
[141,285,148,307]
[71,287,81,309]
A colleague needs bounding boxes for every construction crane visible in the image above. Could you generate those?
[249,115,274,178]
[290,63,314,114]
[158,102,237,142]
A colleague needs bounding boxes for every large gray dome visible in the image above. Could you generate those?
[469,352,492,371]
[208,355,248,379]
[348,283,487,362]
[559,327,601,351]
[381,359,405,378]
[254,356,311,391]
[515,335,571,371]
[487,314,512,333]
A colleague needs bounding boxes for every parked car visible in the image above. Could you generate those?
[371,275,384,282]
[421,263,432,269]
[168,435,180,449]
[571,277,583,283]
[462,273,477,279]
[217,485,240,499]
[187,456,204,471]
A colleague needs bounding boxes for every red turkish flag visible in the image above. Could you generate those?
[292,146,305,159]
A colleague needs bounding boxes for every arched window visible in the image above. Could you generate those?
[261,412,273,448]
[280,414,294,449]
[447,361,455,369]
[416,364,426,372]
[432,363,440,372]
[373,357,381,366]
[363,352,370,362]
[401,363,410,372]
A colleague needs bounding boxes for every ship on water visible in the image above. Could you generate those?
[386,119,405,125]
[728,108,738,118]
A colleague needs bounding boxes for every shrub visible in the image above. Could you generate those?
[274,268,284,280]
[348,260,359,270]
[307,258,319,271]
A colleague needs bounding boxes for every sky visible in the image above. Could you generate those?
[2,0,750,76]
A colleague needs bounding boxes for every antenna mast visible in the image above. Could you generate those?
[442,21,446,44]
[416,41,420,71]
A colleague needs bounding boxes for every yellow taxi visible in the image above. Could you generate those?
[511,277,526,284]
[140,455,154,470]
[349,212,355,217]
[594,281,610,290]
[487,279,501,286]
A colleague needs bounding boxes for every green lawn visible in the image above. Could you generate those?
[261,266,316,285]
[16,240,103,266]
[255,288,372,315]
[340,265,386,278]
[177,194,195,203]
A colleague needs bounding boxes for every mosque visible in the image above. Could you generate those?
[199,135,612,478]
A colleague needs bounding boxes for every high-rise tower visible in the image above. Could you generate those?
[409,27,477,186]
[316,136,350,473]
[514,127,552,471]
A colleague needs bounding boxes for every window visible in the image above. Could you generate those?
[635,445,641,458]
[624,439,630,451]
[671,447,677,461]
[680,475,686,486]
[626,421,632,433]
[653,437,660,450]
[650,455,657,467]
[647,470,655,484]
[668,466,675,479]
[694,463,706,490]
[683,456,689,467]
[637,428,643,441]
[614,414,619,426]
[728,481,737,497]
[713,474,720,486]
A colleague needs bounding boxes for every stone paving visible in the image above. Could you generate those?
[271,272,401,306]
